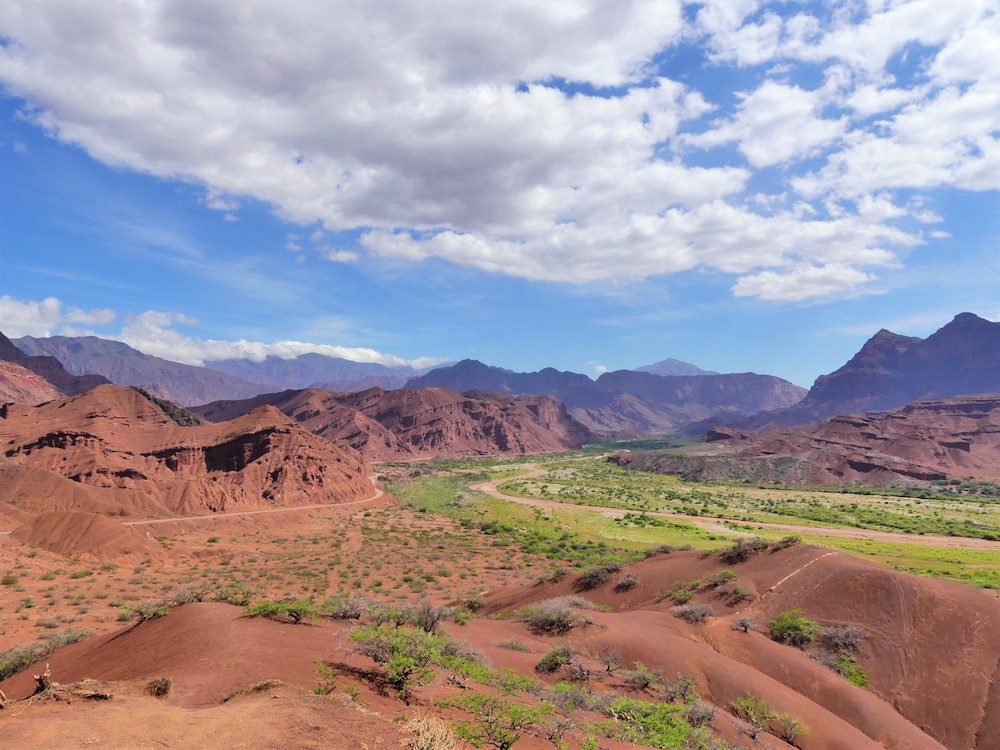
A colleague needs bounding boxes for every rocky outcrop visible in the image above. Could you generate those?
[622,394,1000,486]
[0,361,63,405]
[193,386,593,461]
[0,331,109,396]
[0,385,373,517]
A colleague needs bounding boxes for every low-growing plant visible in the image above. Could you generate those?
[406,714,458,750]
[769,609,819,646]
[718,537,769,564]
[731,692,776,736]
[496,640,530,652]
[771,535,802,551]
[323,592,366,620]
[443,692,554,750]
[246,599,318,624]
[535,644,575,673]
[622,661,663,692]
[672,604,715,623]
[704,570,736,588]
[732,616,755,633]
[145,677,172,698]
[614,574,639,592]
[776,711,808,743]
[578,563,621,590]
[313,659,338,695]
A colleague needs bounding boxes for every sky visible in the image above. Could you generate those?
[1,0,997,387]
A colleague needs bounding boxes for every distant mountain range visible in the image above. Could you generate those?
[0,332,110,396]
[13,336,434,406]
[406,360,806,433]
[688,313,1000,433]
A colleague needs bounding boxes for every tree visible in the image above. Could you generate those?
[768,609,818,646]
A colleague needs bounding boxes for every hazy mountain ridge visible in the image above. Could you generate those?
[0,332,110,396]
[635,357,718,376]
[407,359,806,433]
[14,335,271,407]
[690,313,1000,433]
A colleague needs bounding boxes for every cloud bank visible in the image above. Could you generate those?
[1,1,996,301]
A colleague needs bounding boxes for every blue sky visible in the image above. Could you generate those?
[1,0,997,387]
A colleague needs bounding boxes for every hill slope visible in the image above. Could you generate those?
[620,394,1000,488]
[0,384,373,518]
[0,331,110,396]
[194,386,593,461]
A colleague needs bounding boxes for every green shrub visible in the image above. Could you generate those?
[769,609,819,646]
[535,644,575,674]
[718,537,769,564]
[578,563,621,590]
[614,574,639,592]
[246,599,317,624]
[443,692,554,750]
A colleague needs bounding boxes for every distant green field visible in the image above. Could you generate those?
[389,453,1000,589]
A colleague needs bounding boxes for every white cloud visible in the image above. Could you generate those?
[731,263,876,301]
[118,311,444,368]
[0,295,116,337]
[585,360,608,374]
[1,295,441,368]
[0,1,994,303]
[685,81,846,167]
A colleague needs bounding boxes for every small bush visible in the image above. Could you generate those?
[323,592,366,620]
[718,537,770,564]
[536,645,575,674]
[622,661,663,692]
[246,599,318,624]
[776,711,808,742]
[444,692,554,750]
[644,544,675,558]
[685,702,715,727]
[497,640,530,652]
[406,714,457,750]
[671,604,715,623]
[731,692,776,728]
[816,623,865,653]
[145,677,172,698]
[516,597,594,635]
[35,618,60,629]
[2,573,18,587]
[614,574,639,592]
[771,535,801,551]
[769,609,818,647]
[704,570,736,588]
[578,563,621,590]
[732,616,755,633]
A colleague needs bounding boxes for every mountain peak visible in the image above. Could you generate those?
[635,357,718,377]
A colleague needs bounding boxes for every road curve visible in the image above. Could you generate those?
[469,465,1000,552]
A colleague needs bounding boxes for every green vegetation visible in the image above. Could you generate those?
[245,599,318,624]
[444,693,554,749]
[769,609,819,646]
[0,628,94,680]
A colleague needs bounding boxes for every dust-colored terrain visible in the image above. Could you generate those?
[619,394,1000,486]
[194,385,593,460]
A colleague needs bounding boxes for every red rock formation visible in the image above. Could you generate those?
[0,385,373,517]
[0,360,63,405]
[626,395,1000,486]
[194,386,593,461]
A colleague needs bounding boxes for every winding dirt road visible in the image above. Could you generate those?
[470,464,1000,551]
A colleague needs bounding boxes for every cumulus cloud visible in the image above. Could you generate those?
[118,311,444,368]
[684,81,846,167]
[731,263,876,302]
[0,295,440,368]
[0,1,995,302]
[0,295,116,337]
